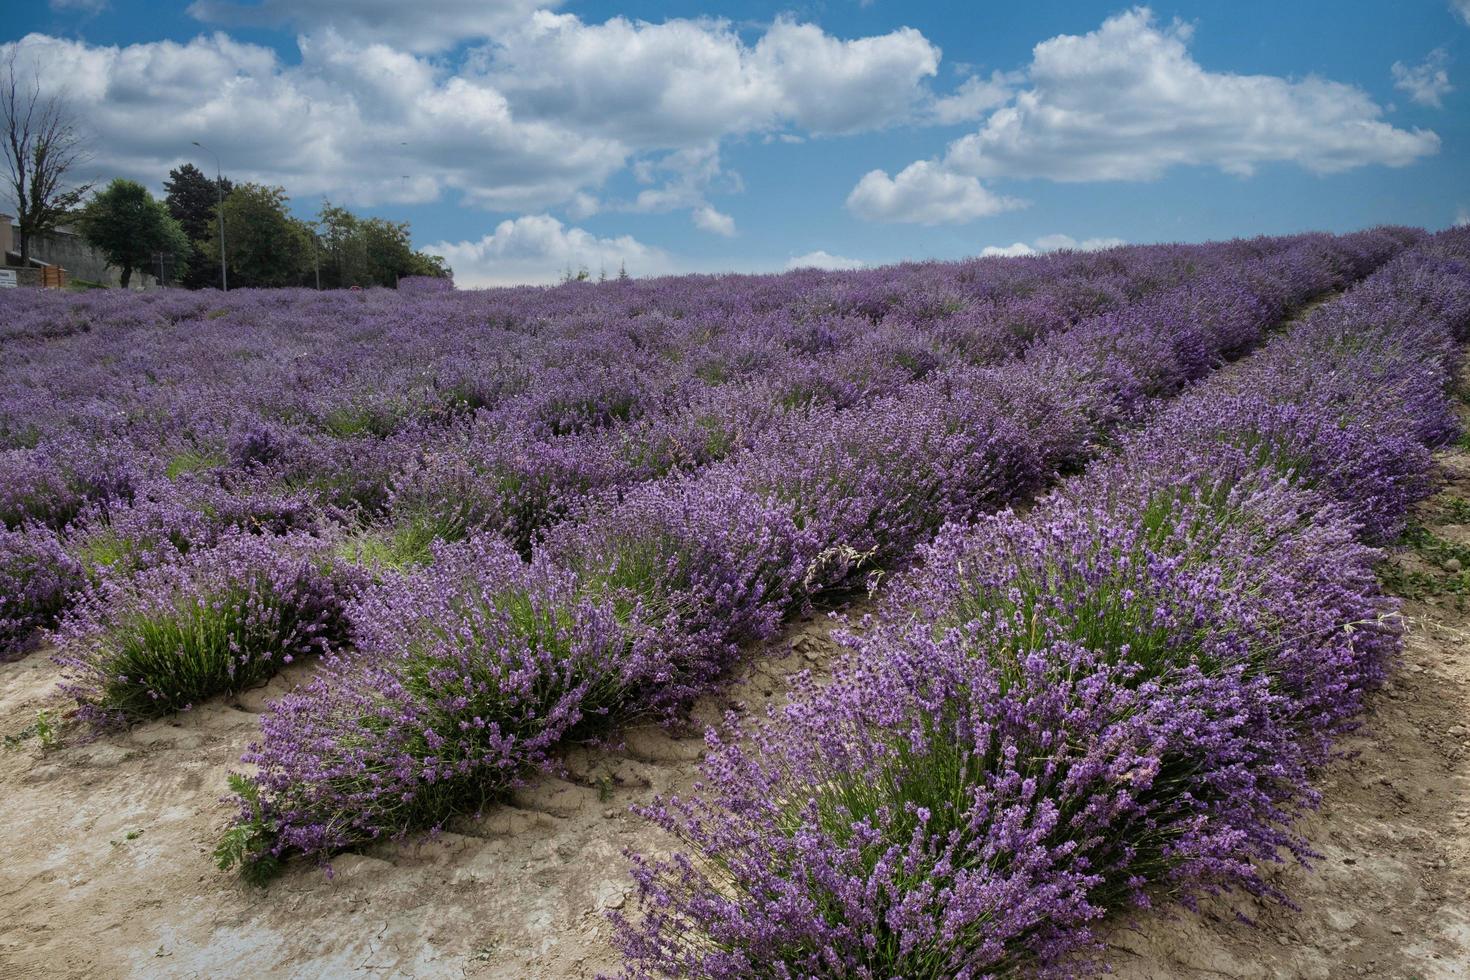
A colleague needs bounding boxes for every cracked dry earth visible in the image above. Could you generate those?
[4,443,1470,980]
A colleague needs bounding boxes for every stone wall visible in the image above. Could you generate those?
[20,226,123,286]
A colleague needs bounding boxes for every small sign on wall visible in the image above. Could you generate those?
[0,269,16,288]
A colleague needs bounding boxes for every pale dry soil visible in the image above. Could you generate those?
[0,590,856,978]
[3,442,1469,980]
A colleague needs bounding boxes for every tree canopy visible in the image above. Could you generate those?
[191,185,451,290]
[314,200,451,288]
[164,162,232,288]
[201,183,313,289]
[77,178,191,288]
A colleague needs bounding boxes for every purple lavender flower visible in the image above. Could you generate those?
[1,525,84,660]
[612,227,1469,978]
[53,529,355,724]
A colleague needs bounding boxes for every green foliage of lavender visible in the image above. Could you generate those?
[54,530,355,723]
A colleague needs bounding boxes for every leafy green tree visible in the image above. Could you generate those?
[202,183,312,288]
[314,201,362,288]
[164,162,232,289]
[407,249,451,280]
[77,178,191,288]
[312,200,450,288]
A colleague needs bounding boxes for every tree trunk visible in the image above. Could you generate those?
[120,264,131,289]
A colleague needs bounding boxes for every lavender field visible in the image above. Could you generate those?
[3,227,1470,977]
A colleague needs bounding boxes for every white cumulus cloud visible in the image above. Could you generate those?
[846,160,1024,225]
[1032,233,1126,251]
[4,11,946,232]
[940,7,1438,181]
[929,71,1015,124]
[188,0,560,54]
[979,242,1036,258]
[692,205,737,237]
[981,233,1126,257]
[1392,49,1453,108]
[786,250,866,270]
[480,13,940,145]
[427,214,670,287]
[3,31,626,211]
[749,18,940,135]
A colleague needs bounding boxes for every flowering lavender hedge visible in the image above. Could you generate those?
[54,530,356,724]
[4,235,1365,662]
[1,525,84,661]
[611,229,1470,978]
[222,536,633,870]
[216,231,1408,877]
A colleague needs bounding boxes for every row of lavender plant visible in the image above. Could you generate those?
[214,230,1408,880]
[366,235,1369,557]
[609,228,1470,978]
[3,239,1312,668]
[0,242,1246,667]
[6,235,1385,670]
[2,235,1317,554]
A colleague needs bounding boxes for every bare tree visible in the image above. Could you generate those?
[2,48,91,265]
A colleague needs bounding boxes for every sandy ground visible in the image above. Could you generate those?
[0,586,857,979]
[3,416,1469,980]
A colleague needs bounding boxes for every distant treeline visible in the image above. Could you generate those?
[74,164,451,290]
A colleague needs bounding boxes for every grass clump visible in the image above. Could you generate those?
[165,451,227,480]
[55,531,353,724]
[1380,520,1470,602]
[3,710,60,750]
[332,519,440,572]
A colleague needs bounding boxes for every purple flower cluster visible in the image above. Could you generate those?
[611,229,1470,977]
[53,529,355,724]
[236,536,632,859]
[0,525,84,661]
[218,230,1409,875]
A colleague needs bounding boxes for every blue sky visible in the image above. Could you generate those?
[5,0,1467,285]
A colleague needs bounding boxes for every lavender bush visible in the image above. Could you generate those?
[53,530,355,723]
[213,230,1405,879]
[220,536,635,871]
[612,228,1470,977]
[1,525,85,660]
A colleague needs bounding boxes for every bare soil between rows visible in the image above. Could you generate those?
[4,444,1469,979]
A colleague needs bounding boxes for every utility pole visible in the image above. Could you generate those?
[192,141,227,291]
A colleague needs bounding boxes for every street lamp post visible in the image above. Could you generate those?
[192,141,228,291]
